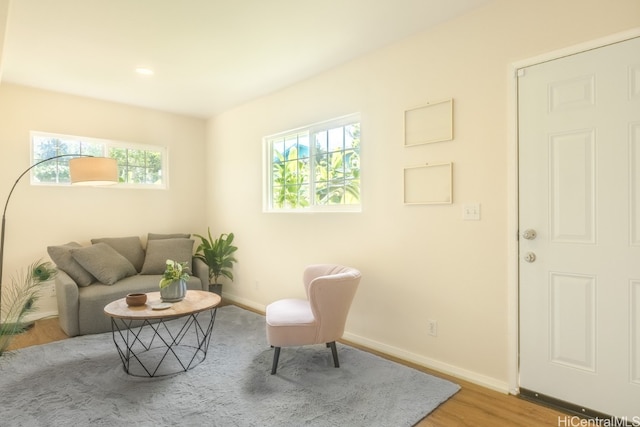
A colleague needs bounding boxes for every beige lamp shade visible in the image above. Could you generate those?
[69,157,118,186]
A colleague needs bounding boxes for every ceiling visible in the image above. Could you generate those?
[1,0,488,118]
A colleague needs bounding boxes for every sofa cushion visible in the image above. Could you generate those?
[141,238,194,275]
[70,243,137,285]
[47,242,96,287]
[148,232,191,240]
[91,236,145,272]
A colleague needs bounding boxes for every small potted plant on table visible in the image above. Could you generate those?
[194,228,237,296]
[159,259,190,302]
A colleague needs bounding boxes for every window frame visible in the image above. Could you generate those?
[263,113,361,213]
[30,131,168,189]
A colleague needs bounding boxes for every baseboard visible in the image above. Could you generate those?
[342,331,510,394]
[222,294,266,314]
[23,310,58,323]
[223,294,508,393]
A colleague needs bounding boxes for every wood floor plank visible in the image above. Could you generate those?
[5,317,68,351]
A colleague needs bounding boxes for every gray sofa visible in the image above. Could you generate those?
[49,233,209,337]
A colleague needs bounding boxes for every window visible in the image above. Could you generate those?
[264,114,361,212]
[30,131,166,188]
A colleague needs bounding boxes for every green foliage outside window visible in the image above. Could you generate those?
[109,147,162,185]
[269,120,360,210]
[272,146,310,209]
[314,123,360,206]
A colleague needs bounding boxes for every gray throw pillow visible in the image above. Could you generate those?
[148,233,191,240]
[91,236,145,272]
[47,242,96,287]
[140,238,194,275]
[70,243,137,285]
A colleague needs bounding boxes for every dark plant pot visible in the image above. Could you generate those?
[209,283,222,296]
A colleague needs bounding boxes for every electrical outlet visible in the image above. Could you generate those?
[427,319,438,337]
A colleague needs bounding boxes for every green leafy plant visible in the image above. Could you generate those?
[272,146,310,209]
[159,259,190,289]
[0,260,57,356]
[194,229,238,285]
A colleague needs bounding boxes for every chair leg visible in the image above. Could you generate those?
[328,341,339,368]
[271,347,281,375]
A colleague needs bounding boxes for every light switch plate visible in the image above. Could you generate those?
[463,203,480,220]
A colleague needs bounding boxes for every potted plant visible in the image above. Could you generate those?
[0,260,57,356]
[194,228,237,296]
[159,259,190,302]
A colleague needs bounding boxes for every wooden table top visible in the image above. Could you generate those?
[104,290,221,320]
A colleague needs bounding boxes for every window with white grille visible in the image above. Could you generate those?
[30,131,166,188]
[264,114,361,212]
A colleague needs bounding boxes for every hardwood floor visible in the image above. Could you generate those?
[6,308,570,427]
[5,316,69,351]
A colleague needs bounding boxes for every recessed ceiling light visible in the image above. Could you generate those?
[135,67,154,76]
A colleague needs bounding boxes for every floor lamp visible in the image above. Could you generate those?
[0,155,118,318]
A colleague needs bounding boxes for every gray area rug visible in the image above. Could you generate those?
[0,305,459,426]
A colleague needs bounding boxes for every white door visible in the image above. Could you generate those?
[519,36,640,419]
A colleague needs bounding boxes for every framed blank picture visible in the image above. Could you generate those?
[404,99,453,146]
[403,162,452,205]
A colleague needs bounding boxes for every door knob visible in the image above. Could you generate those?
[524,252,536,263]
[522,229,537,240]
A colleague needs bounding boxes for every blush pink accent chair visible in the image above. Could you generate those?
[265,264,361,374]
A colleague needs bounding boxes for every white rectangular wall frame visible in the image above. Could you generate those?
[404,99,453,146]
[403,162,453,205]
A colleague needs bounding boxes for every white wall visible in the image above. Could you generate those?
[0,0,9,83]
[206,0,640,391]
[0,83,207,318]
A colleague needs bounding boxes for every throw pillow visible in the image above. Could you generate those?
[47,242,96,287]
[91,236,145,272]
[140,238,194,275]
[147,233,191,240]
[70,243,137,285]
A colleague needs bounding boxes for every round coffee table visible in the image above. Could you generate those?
[104,290,221,377]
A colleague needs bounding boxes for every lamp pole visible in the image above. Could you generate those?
[0,154,96,315]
